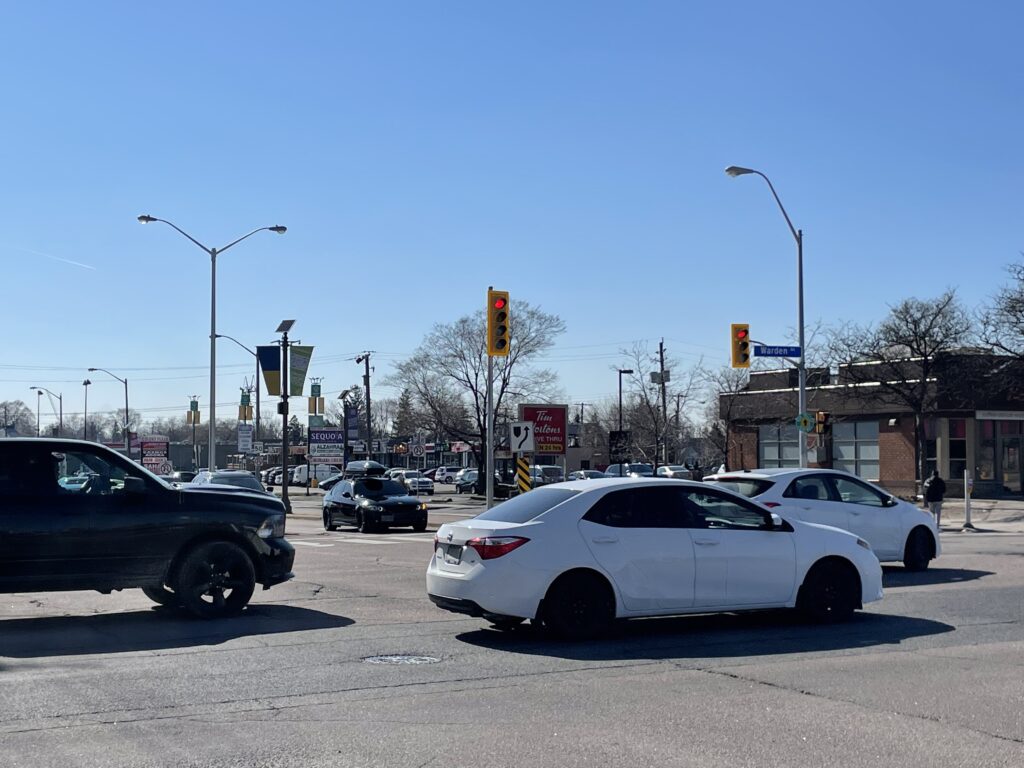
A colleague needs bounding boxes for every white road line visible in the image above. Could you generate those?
[291,541,335,548]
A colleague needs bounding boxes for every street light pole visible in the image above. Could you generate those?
[88,368,130,453]
[138,215,286,470]
[725,166,808,468]
[31,387,63,436]
[35,390,40,437]
[215,334,261,441]
[82,379,91,440]
[617,368,634,476]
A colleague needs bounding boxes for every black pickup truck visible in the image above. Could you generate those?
[0,439,294,618]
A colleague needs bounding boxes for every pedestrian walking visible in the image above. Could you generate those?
[923,469,946,528]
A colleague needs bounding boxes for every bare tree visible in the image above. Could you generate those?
[981,259,1024,363]
[391,300,566,473]
[827,290,974,486]
[698,367,750,470]
[1,400,36,437]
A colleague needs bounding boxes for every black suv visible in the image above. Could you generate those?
[0,439,294,619]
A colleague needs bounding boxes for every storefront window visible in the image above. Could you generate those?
[949,418,967,477]
[833,420,879,480]
[977,420,995,481]
[758,424,799,468]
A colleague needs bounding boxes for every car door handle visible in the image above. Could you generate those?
[693,538,719,546]
[591,536,618,544]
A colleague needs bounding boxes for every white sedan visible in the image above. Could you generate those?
[426,478,882,639]
[704,468,940,571]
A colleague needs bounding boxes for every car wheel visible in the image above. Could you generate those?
[456,486,463,494]
[797,559,858,623]
[903,527,933,571]
[413,517,428,533]
[141,585,180,607]
[175,541,256,619]
[357,512,373,534]
[541,571,615,640]
[323,510,337,531]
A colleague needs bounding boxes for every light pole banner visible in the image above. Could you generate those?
[257,346,281,396]
[289,346,314,396]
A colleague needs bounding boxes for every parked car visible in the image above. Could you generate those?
[343,460,388,478]
[454,467,477,483]
[0,438,294,619]
[704,468,941,570]
[290,463,343,486]
[454,469,501,494]
[566,470,609,481]
[422,467,438,480]
[318,473,344,492]
[171,470,197,483]
[655,465,692,479]
[396,470,434,495]
[322,476,428,532]
[604,463,655,478]
[260,466,282,484]
[530,465,565,485]
[427,477,882,638]
[434,466,463,484]
[191,470,272,495]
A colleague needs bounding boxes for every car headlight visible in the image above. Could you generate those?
[364,504,384,513]
[856,538,872,550]
[418,503,428,511]
[257,515,286,539]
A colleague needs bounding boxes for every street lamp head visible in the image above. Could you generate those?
[619,369,634,375]
[137,214,157,223]
[87,367,97,372]
[725,166,756,178]
[269,225,287,234]
[83,379,91,386]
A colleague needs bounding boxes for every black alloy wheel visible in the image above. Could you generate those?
[797,560,857,623]
[542,572,615,640]
[413,516,428,533]
[903,528,933,571]
[175,541,256,619]
[357,512,374,534]
[323,509,337,531]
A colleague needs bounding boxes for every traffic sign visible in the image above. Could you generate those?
[755,345,801,358]
[411,444,425,457]
[795,412,815,433]
[510,421,535,453]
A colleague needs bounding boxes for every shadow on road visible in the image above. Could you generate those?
[0,604,353,658]
[882,567,993,587]
[457,611,954,662]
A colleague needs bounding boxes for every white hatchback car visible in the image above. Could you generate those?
[427,478,882,638]
[704,469,940,571]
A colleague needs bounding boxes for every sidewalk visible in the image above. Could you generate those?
[938,497,1024,533]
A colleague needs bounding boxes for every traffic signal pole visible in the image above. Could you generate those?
[486,352,495,509]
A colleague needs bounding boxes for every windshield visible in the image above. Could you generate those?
[629,464,654,474]
[354,478,408,497]
[211,475,264,491]
[404,471,422,478]
[706,477,775,498]
[540,466,563,478]
[474,488,580,524]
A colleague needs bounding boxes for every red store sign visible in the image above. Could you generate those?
[518,404,568,454]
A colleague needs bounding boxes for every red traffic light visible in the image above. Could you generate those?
[493,297,506,310]
[735,328,748,340]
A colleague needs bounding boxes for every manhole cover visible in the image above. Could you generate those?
[363,654,441,665]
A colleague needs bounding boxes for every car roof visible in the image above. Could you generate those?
[556,477,712,493]
[705,468,855,481]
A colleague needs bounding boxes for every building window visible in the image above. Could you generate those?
[758,424,799,468]
[924,418,937,477]
[977,420,995,481]
[833,420,879,480]
[949,418,967,478]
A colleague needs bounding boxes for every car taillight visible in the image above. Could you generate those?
[466,536,530,560]
[762,502,781,508]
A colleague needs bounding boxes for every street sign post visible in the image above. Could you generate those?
[755,345,802,358]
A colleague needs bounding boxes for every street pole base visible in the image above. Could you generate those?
[961,523,978,531]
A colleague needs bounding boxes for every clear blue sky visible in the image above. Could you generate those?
[3,1,1021,428]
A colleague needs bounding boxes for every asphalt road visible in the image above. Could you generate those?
[2,487,1022,767]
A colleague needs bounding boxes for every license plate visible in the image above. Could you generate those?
[443,545,462,565]
[381,514,394,522]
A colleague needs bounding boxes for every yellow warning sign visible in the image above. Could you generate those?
[516,456,531,494]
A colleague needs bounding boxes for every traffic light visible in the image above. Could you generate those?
[815,411,832,434]
[487,289,510,357]
[730,323,750,368]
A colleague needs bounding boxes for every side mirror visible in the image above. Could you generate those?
[885,495,899,507]
[123,476,146,495]
[266,486,274,493]
[769,512,783,529]
[342,492,351,498]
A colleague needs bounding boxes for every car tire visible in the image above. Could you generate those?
[903,527,933,571]
[357,512,373,534]
[323,510,337,532]
[175,541,256,619]
[797,559,858,623]
[413,517,428,532]
[141,585,180,607]
[541,571,615,640]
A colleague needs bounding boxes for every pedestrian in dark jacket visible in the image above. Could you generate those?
[923,470,946,527]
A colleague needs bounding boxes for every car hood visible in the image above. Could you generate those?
[358,494,424,506]
[791,518,859,540]
[179,484,283,510]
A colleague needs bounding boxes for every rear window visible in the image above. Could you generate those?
[706,477,775,498]
[473,488,580,524]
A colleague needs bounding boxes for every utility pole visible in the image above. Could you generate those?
[189,395,200,470]
[659,339,668,465]
[356,353,373,463]
[306,376,323,496]
[277,320,296,514]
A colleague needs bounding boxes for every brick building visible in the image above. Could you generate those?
[721,352,1024,499]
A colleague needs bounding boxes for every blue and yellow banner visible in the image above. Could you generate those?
[258,345,281,396]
